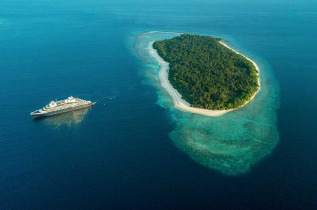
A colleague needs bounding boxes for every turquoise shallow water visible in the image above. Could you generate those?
[135,32,280,175]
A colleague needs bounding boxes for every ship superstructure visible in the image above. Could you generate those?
[30,96,96,118]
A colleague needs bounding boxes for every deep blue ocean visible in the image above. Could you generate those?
[0,0,316,209]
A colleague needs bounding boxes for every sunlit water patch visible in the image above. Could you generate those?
[134,31,279,175]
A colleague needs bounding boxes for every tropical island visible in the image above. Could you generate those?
[151,34,260,116]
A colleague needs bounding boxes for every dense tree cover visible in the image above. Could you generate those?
[153,34,259,110]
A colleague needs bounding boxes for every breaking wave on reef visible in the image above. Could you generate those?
[134,31,280,175]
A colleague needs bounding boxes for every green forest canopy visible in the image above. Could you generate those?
[153,34,259,110]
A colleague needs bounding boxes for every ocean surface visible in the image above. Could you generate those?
[1,0,316,209]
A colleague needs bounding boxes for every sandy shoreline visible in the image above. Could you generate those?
[149,40,261,117]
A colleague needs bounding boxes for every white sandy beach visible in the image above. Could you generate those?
[149,40,261,117]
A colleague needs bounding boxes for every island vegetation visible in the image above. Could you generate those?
[153,34,259,110]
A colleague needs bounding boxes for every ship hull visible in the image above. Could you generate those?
[32,104,93,119]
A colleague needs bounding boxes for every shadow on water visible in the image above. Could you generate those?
[33,107,92,129]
